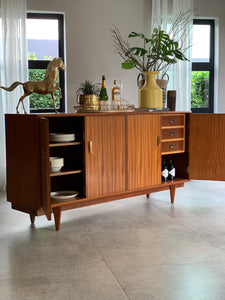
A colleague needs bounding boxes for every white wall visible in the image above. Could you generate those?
[28,0,151,112]
[27,0,225,112]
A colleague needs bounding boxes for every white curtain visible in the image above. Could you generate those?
[151,0,193,111]
[0,0,28,192]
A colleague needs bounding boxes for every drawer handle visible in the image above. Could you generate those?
[169,131,174,136]
[169,118,175,124]
[169,144,174,149]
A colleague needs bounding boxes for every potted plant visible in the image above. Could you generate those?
[111,11,192,108]
[76,80,101,111]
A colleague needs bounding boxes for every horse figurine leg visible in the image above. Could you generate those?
[51,92,59,114]
[16,93,30,114]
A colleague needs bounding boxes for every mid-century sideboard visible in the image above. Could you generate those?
[5,111,225,230]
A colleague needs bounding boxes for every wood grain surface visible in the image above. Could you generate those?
[190,114,225,180]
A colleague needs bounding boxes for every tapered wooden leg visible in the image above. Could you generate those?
[169,185,176,204]
[30,213,35,225]
[53,207,62,231]
[146,193,150,199]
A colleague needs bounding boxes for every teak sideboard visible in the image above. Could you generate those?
[5,112,225,230]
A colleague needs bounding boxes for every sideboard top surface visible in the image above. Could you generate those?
[5,111,192,119]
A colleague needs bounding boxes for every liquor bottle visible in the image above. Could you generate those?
[161,160,168,181]
[111,80,121,107]
[99,75,108,101]
[168,160,175,180]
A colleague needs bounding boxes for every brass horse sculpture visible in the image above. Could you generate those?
[0,57,65,114]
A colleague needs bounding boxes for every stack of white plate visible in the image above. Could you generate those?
[49,133,75,142]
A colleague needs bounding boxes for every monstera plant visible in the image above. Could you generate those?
[111,10,192,79]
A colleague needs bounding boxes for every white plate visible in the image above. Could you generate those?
[49,133,75,142]
[51,191,79,200]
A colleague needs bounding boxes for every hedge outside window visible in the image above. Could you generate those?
[27,13,65,113]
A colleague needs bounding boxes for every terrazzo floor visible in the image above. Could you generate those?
[1,180,225,299]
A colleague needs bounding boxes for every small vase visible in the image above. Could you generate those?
[138,71,163,109]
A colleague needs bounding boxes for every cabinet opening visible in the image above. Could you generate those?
[48,117,84,142]
[51,173,84,197]
[50,145,83,171]
[162,152,189,180]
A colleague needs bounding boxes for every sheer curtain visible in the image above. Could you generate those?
[151,0,193,111]
[0,0,28,192]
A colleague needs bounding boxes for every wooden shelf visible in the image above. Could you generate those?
[49,141,82,147]
[50,168,83,177]
[51,196,83,206]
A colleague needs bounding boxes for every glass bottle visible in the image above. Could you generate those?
[168,160,175,180]
[111,80,121,108]
[161,160,168,181]
[99,75,108,101]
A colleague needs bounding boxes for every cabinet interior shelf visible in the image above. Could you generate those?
[49,141,82,147]
[51,196,83,207]
[50,169,83,177]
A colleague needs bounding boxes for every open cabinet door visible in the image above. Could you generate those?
[40,117,51,220]
[189,114,225,180]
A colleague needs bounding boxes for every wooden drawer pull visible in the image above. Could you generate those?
[169,131,174,136]
[169,118,175,124]
[169,144,174,149]
[89,141,93,154]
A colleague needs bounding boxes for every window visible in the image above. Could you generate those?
[27,13,65,113]
[191,19,215,113]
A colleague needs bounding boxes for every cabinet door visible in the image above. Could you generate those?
[85,115,125,197]
[5,114,41,211]
[189,114,225,180]
[127,114,161,190]
[40,117,51,220]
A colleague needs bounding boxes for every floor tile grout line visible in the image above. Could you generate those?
[148,199,225,256]
[181,222,225,255]
[79,220,131,300]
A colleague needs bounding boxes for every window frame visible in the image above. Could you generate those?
[27,12,65,113]
[191,19,215,113]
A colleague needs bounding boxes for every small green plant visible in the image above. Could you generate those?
[76,80,101,96]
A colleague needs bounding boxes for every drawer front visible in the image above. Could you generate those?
[161,140,184,154]
[161,114,185,127]
[161,127,184,140]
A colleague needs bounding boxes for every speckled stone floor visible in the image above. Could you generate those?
[1,180,225,299]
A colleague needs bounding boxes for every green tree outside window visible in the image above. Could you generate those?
[191,71,209,108]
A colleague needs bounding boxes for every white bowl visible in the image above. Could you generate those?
[51,166,63,173]
[50,157,64,172]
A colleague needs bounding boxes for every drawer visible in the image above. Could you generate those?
[161,140,184,154]
[161,114,185,127]
[161,127,184,140]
